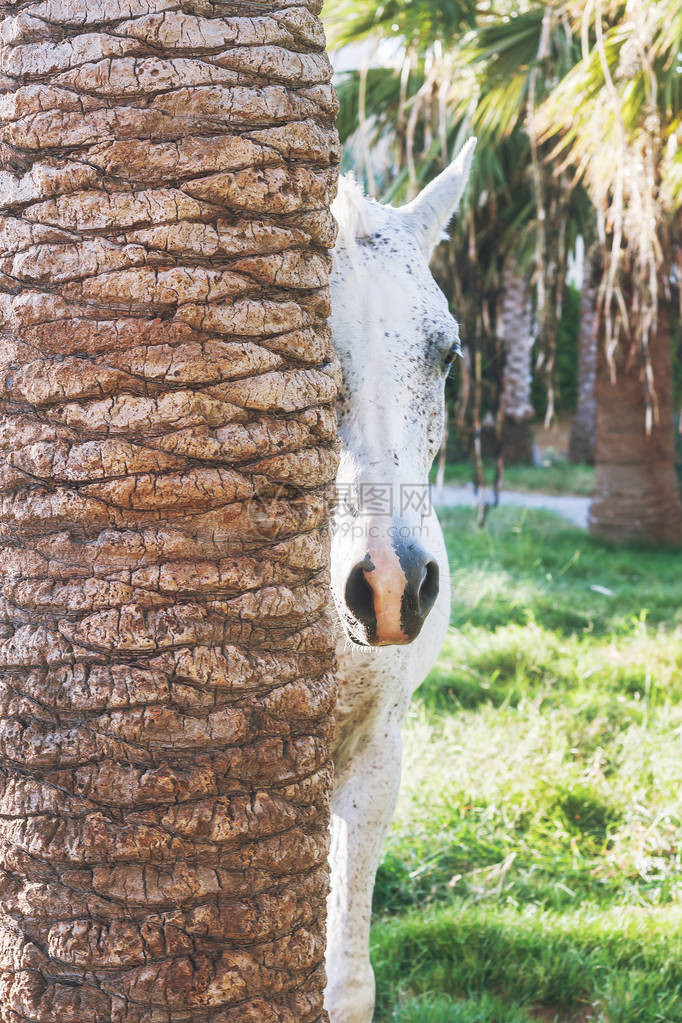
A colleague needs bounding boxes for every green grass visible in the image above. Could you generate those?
[440,461,596,497]
[372,507,682,1022]
[386,992,535,1022]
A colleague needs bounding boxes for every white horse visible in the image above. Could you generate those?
[325,138,477,1023]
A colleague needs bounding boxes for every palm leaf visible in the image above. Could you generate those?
[324,0,479,52]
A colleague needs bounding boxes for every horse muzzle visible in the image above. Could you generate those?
[341,522,440,646]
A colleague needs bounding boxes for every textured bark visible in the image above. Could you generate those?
[590,306,682,545]
[499,260,534,465]
[0,2,340,1021]
[569,249,598,465]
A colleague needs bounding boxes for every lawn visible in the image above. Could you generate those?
[440,461,596,497]
[372,507,682,1023]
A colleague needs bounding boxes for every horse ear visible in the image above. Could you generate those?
[401,137,477,257]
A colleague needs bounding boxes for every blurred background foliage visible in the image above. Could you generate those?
[325,0,682,541]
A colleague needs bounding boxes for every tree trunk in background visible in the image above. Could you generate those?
[499,260,535,464]
[569,248,599,464]
[0,3,339,1021]
[590,306,682,544]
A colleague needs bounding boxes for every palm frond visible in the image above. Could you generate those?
[324,0,479,52]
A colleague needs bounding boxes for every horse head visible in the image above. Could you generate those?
[329,139,476,647]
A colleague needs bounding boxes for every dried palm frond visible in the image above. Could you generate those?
[536,0,682,432]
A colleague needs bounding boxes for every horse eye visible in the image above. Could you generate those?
[443,342,459,369]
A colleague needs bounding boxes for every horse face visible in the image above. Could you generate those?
[329,142,475,647]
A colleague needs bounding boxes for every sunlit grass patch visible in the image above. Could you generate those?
[388,992,535,1022]
[443,507,682,634]
[372,507,682,1021]
[423,620,682,712]
[373,902,682,1022]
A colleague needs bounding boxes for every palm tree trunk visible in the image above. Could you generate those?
[569,248,599,464]
[590,304,682,544]
[499,260,535,464]
[0,3,339,1021]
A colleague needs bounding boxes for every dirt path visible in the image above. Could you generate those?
[434,484,590,529]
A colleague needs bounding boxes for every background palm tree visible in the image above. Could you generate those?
[537,0,682,542]
[498,258,536,464]
[0,2,339,1018]
[569,243,600,464]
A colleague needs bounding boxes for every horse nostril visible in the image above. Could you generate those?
[418,559,439,617]
[345,563,375,626]
[343,550,438,644]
